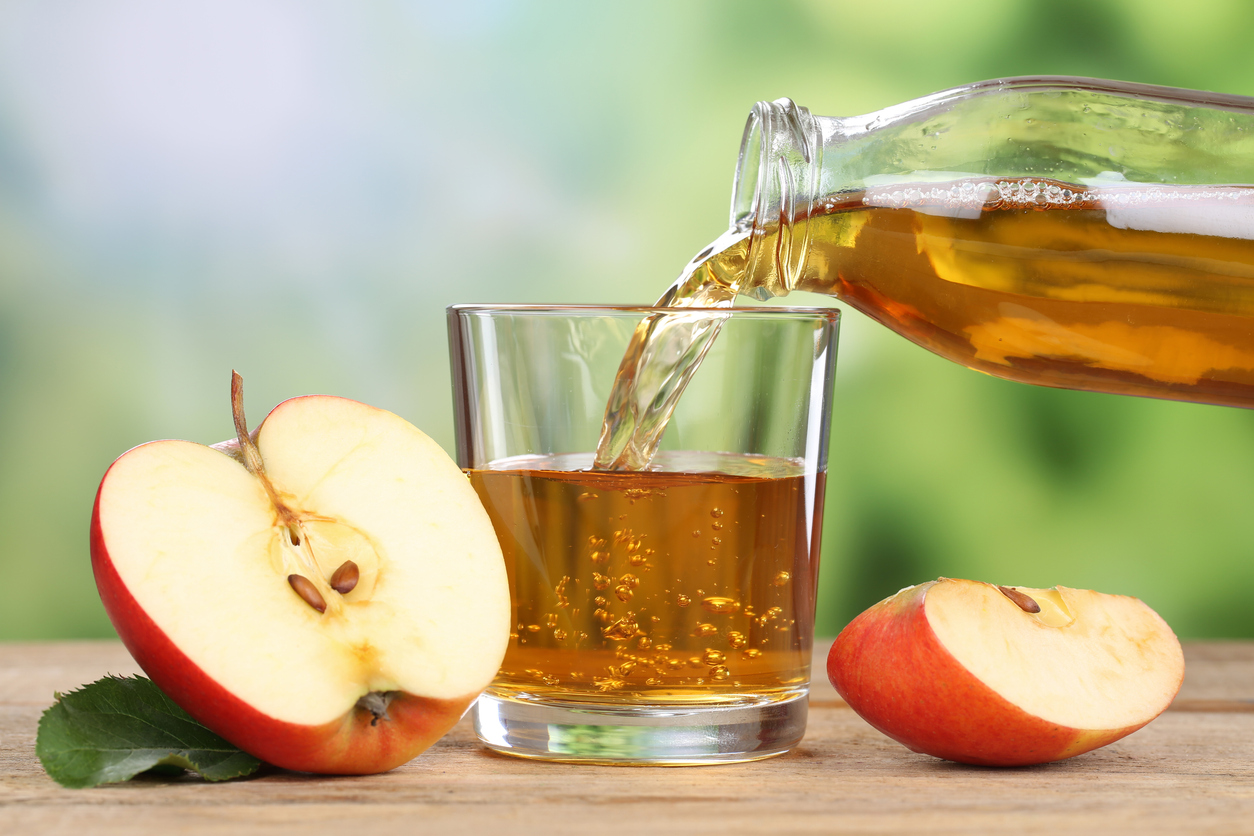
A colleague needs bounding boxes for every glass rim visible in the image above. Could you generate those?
[447,302,841,321]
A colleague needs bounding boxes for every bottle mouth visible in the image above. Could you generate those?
[731,103,766,230]
[730,98,818,232]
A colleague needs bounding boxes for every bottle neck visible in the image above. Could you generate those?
[731,99,833,296]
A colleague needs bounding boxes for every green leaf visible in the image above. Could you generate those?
[36,675,263,788]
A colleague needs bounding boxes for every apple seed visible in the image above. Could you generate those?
[330,560,360,595]
[998,585,1041,613]
[288,573,327,613]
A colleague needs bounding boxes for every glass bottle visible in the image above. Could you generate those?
[666,76,1254,410]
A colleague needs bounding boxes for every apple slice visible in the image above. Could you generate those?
[91,374,510,774]
[828,578,1184,766]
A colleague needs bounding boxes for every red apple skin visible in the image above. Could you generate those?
[828,582,1144,767]
[90,471,474,776]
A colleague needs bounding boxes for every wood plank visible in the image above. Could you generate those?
[6,640,1249,705]
[2,640,1252,836]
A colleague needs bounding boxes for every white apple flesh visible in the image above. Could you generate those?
[91,382,510,774]
[828,578,1185,766]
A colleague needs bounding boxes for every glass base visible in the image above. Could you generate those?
[472,690,809,765]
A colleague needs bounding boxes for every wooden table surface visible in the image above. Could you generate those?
[2,640,1253,835]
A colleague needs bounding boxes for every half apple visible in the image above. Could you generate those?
[91,374,510,774]
[828,578,1185,766]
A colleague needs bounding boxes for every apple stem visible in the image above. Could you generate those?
[230,371,267,478]
[229,371,299,526]
[230,372,345,617]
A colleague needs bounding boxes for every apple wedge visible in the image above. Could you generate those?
[828,578,1184,766]
[91,374,510,774]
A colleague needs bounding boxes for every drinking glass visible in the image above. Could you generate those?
[447,304,839,764]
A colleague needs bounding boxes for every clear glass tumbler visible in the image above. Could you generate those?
[447,304,839,764]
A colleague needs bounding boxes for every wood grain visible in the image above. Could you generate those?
[2,641,1252,835]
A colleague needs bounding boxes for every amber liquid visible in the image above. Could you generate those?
[468,451,822,706]
[595,177,1254,469]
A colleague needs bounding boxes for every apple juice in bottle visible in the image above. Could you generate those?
[595,77,1254,471]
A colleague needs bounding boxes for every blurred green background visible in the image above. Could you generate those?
[2,0,1253,641]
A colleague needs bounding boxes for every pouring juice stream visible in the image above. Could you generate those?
[595,78,1254,471]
